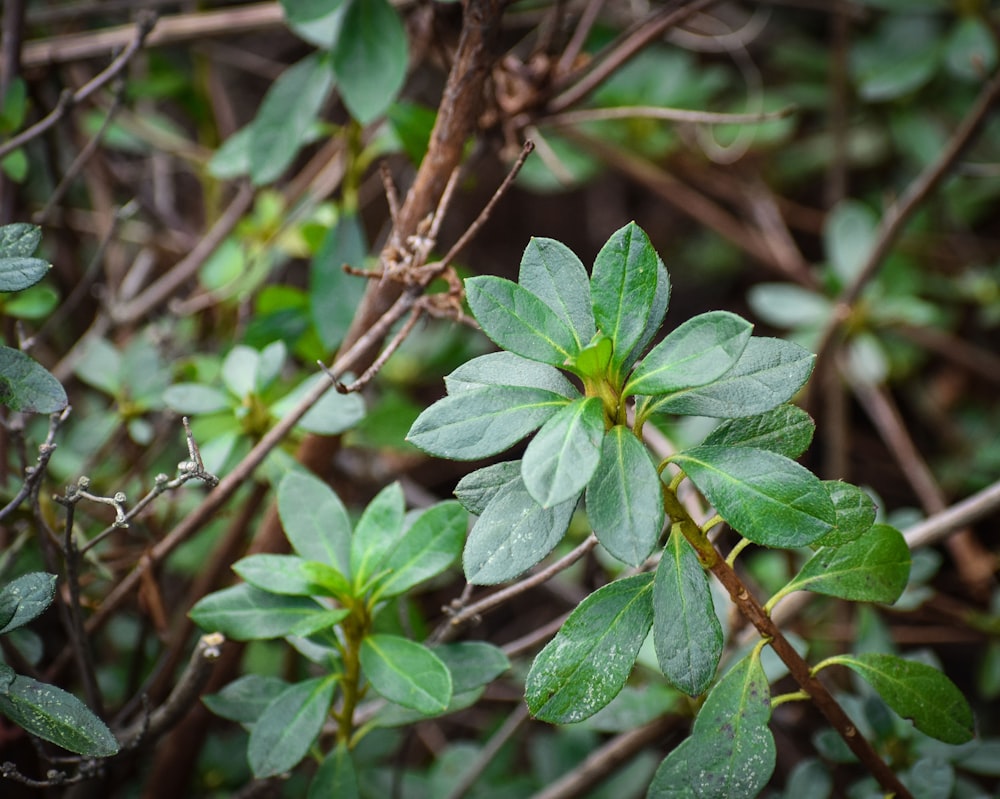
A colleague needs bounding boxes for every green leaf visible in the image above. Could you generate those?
[824,199,878,284]
[351,482,406,589]
[526,574,654,723]
[466,275,581,365]
[220,345,259,398]
[454,460,522,515]
[850,15,940,102]
[386,100,437,165]
[703,405,815,459]
[434,641,510,694]
[310,212,368,350]
[0,256,49,292]
[651,337,815,418]
[0,346,67,413]
[648,651,774,798]
[518,236,595,348]
[278,471,352,575]
[274,373,366,434]
[463,475,577,585]
[332,0,408,124]
[585,425,664,566]
[372,501,466,599]
[281,0,346,48]
[249,52,335,185]
[814,481,877,546]
[289,607,351,637]
[747,283,832,329]
[0,673,119,756]
[360,634,452,714]
[522,397,605,508]
[445,351,579,398]
[671,445,836,547]
[300,561,353,600]
[310,743,359,799]
[0,223,40,258]
[565,334,613,379]
[162,383,231,414]
[207,123,252,179]
[233,554,328,596]
[625,256,671,370]
[653,530,722,696]
[73,338,123,397]
[247,676,336,777]
[0,573,57,634]
[189,583,323,640]
[407,384,568,460]
[203,674,290,724]
[946,16,998,82]
[590,222,660,369]
[782,524,910,604]
[825,654,974,745]
[625,311,753,397]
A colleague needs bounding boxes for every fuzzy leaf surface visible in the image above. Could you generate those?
[703,405,815,459]
[625,257,671,370]
[466,275,581,364]
[0,346,67,413]
[522,397,605,508]
[591,222,660,369]
[463,476,577,584]
[407,385,568,460]
[526,574,654,723]
[248,676,336,777]
[203,675,290,724]
[672,445,835,547]
[309,743,359,799]
[0,256,49,292]
[233,554,331,597]
[586,425,664,566]
[625,311,752,397]
[360,634,452,715]
[445,351,579,397]
[652,337,814,418]
[278,471,352,575]
[0,572,56,634]
[454,460,522,515]
[350,482,405,590]
[373,501,466,599]
[653,530,722,696]
[827,654,974,745]
[189,584,323,640]
[813,481,877,547]
[518,236,595,347]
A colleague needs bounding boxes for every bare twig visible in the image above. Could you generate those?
[0,407,69,523]
[0,12,157,161]
[556,0,605,79]
[327,305,425,394]
[540,103,796,127]
[905,476,1000,550]
[443,705,531,799]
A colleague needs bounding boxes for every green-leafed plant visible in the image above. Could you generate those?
[405,222,975,797]
[189,471,509,793]
[0,223,67,414]
[0,573,119,758]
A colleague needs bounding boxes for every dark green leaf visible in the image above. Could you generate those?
[350,482,405,589]
[590,222,660,369]
[0,256,49,292]
[814,481,877,546]
[648,651,774,798]
[671,445,836,547]
[247,676,336,777]
[625,311,752,397]
[624,256,671,370]
[784,759,833,799]
[463,475,577,585]
[585,425,664,566]
[310,212,368,350]
[518,236,595,348]
[249,52,335,185]
[278,471,352,575]
[782,524,910,604]
[653,529,722,696]
[203,675,290,724]
[0,346,67,413]
[309,743,359,799]
[386,100,436,165]
[0,673,118,756]
[946,17,998,81]
[826,654,974,745]
[0,223,41,258]
[0,663,14,693]
[434,642,510,694]
[526,574,654,723]
[289,607,350,637]
[445,351,579,398]
[651,337,814,419]
[0,572,56,634]
[702,405,815,459]
[281,0,346,48]
[360,634,452,714]
[454,460,522,515]
[189,584,323,640]
[372,501,466,599]
[407,384,568,460]
[522,397,605,508]
[466,275,581,365]
[332,0,407,124]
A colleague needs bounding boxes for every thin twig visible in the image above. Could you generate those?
[443,705,531,799]
[0,408,69,523]
[541,103,795,127]
[0,12,157,161]
[327,305,425,394]
[556,0,605,79]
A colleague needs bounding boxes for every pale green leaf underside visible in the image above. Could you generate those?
[518,236,596,348]
[445,351,579,398]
